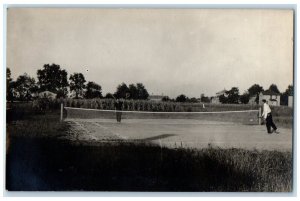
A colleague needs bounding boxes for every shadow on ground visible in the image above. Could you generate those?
[6,136,259,192]
[139,134,177,141]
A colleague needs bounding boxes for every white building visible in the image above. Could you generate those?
[211,89,227,104]
[38,91,57,99]
[68,90,85,99]
[259,90,281,106]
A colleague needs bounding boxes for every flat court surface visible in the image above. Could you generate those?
[65,118,292,151]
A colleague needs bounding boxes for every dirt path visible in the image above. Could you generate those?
[65,119,293,151]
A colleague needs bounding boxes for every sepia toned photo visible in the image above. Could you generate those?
[5,8,294,192]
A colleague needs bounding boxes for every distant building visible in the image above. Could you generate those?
[69,91,84,99]
[259,90,281,106]
[38,91,57,99]
[288,95,293,107]
[216,89,227,97]
[211,89,227,104]
[211,97,219,104]
[149,95,165,101]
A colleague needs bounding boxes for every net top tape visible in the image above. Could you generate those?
[64,107,259,114]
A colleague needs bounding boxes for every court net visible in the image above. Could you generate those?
[64,107,260,125]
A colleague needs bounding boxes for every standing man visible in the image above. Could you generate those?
[114,99,123,123]
[261,99,278,134]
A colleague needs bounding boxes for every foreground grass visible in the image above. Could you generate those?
[6,107,293,192]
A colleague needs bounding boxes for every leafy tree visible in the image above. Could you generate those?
[226,87,240,104]
[7,81,16,102]
[162,96,170,102]
[37,64,69,96]
[239,92,250,104]
[6,68,12,83]
[248,84,264,96]
[56,90,67,99]
[69,73,86,99]
[200,94,210,103]
[6,68,14,101]
[114,83,149,100]
[176,94,187,102]
[269,84,280,94]
[189,97,198,103]
[248,84,264,104]
[136,83,149,100]
[128,84,138,99]
[85,81,102,99]
[114,83,130,99]
[105,93,115,99]
[14,73,37,101]
[285,85,293,96]
[219,94,228,104]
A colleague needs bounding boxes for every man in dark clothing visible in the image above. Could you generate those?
[114,99,123,122]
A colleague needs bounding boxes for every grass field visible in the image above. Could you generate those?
[6,103,293,191]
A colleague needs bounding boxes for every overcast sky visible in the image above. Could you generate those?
[7,8,293,98]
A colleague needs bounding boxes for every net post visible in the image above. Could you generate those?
[258,107,261,125]
[60,102,63,122]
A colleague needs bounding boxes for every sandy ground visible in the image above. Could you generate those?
[65,118,293,151]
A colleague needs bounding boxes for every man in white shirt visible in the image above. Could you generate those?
[261,99,278,134]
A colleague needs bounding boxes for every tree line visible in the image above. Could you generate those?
[158,84,293,106]
[217,84,293,105]
[6,63,293,106]
[6,63,214,103]
[6,64,150,102]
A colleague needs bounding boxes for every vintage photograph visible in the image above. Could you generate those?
[6,8,294,192]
